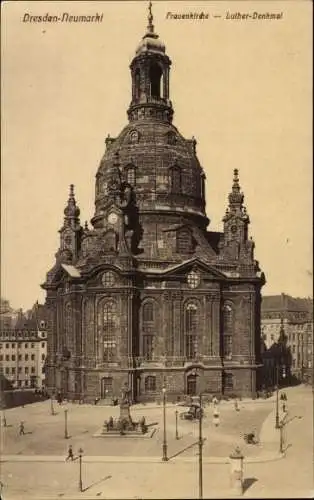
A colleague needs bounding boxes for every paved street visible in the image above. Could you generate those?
[0,397,273,458]
[0,385,313,499]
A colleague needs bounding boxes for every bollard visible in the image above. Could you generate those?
[229,446,244,495]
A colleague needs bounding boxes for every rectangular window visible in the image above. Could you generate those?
[11,343,15,348]
[31,354,35,361]
[5,355,9,361]
[5,367,10,374]
[41,343,45,348]
[25,354,29,361]
[11,354,16,361]
[25,343,28,348]
[143,335,154,360]
[0,355,2,361]
[18,354,22,361]
[6,344,9,348]
[224,372,234,390]
[0,344,2,349]
[31,367,35,373]
[31,343,35,348]
[145,376,156,392]
[25,380,29,387]
[25,367,29,374]
[12,367,16,374]
[18,367,22,373]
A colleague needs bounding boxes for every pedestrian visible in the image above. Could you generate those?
[213,408,220,427]
[212,396,218,407]
[234,399,240,412]
[65,444,74,461]
[19,421,25,436]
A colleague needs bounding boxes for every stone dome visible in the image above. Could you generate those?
[136,32,166,56]
[93,120,207,229]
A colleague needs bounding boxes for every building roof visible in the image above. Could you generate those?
[261,294,312,313]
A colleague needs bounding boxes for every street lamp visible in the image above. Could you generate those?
[78,447,84,492]
[50,394,55,416]
[175,409,179,440]
[275,361,286,429]
[275,362,280,429]
[2,409,7,428]
[64,409,68,439]
[162,386,168,461]
[198,393,203,500]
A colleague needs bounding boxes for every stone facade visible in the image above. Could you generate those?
[42,6,265,402]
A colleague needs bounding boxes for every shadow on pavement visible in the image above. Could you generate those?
[243,477,258,493]
[82,475,112,492]
[168,439,206,460]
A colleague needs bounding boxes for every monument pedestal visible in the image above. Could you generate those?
[120,402,132,423]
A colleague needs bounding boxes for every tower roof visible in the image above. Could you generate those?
[135,2,166,55]
[64,184,80,219]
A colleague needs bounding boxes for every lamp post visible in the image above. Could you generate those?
[198,393,203,500]
[2,409,7,428]
[64,409,68,439]
[162,386,168,461]
[275,362,280,429]
[78,447,83,492]
[50,394,55,416]
[175,409,179,440]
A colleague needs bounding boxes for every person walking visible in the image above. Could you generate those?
[19,421,25,436]
[213,407,220,427]
[65,444,74,461]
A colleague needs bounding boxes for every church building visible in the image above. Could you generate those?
[42,4,265,402]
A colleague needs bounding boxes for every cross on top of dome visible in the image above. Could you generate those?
[136,2,166,55]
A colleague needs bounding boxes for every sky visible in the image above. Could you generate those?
[1,0,313,310]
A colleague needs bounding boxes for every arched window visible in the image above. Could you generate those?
[64,303,71,356]
[200,174,205,199]
[142,301,157,360]
[223,304,233,359]
[169,166,181,193]
[102,301,117,362]
[185,303,199,360]
[103,230,117,253]
[149,63,163,98]
[134,68,140,100]
[125,165,136,186]
[145,376,156,392]
[143,302,154,322]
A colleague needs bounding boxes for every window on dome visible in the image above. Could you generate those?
[177,229,192,254]
[149,63,163,99]
[169,166,181,193]
[126,165,136,186]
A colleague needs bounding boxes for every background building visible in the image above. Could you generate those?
[261,293,313,384]
[43,6,265,402]
[0,302,47,389]
[0,298,19,330]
